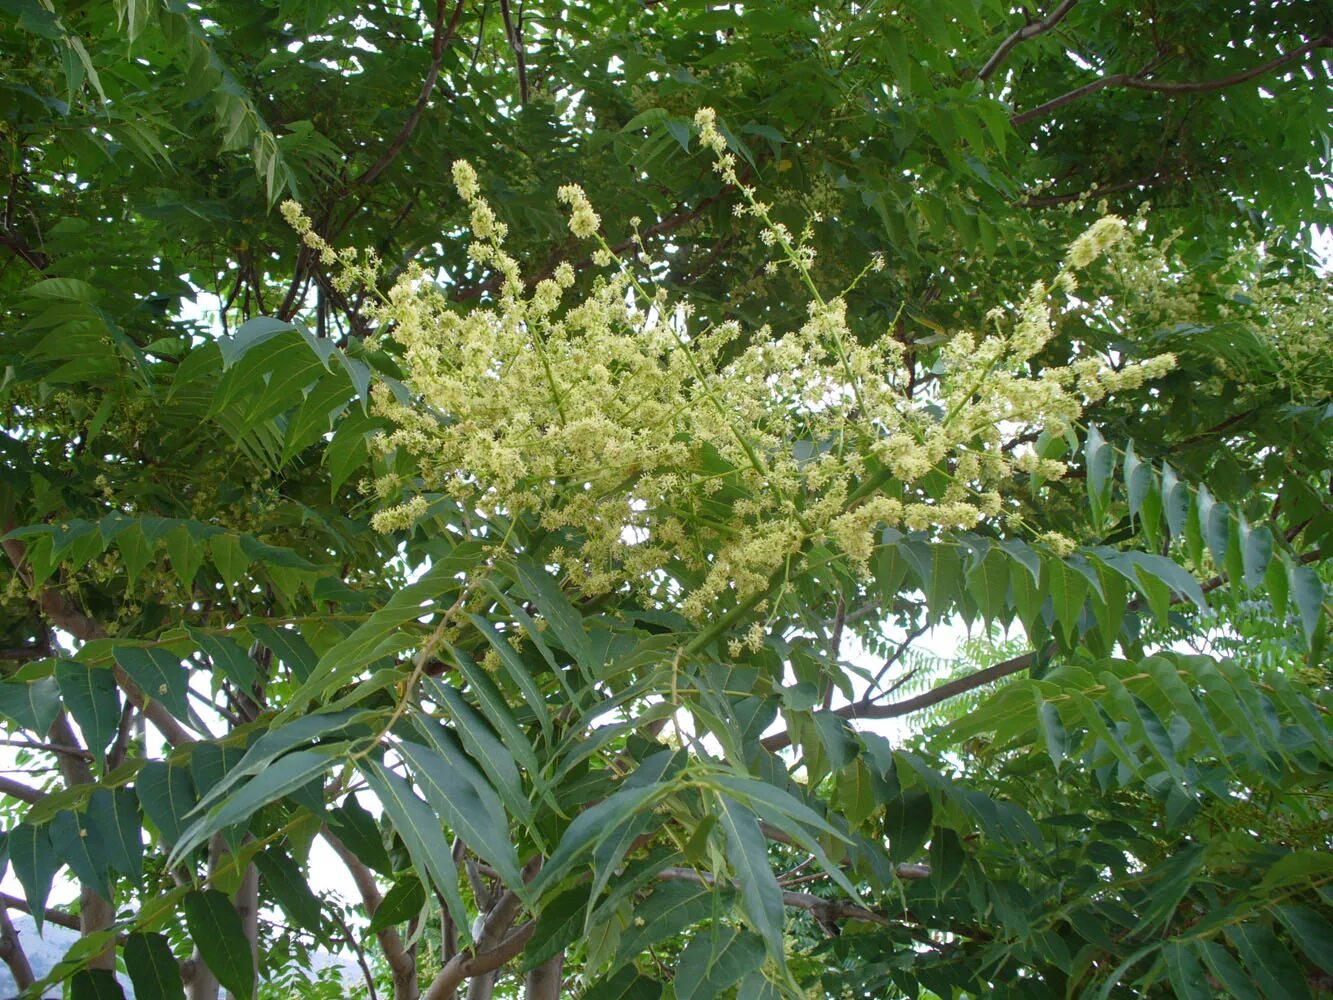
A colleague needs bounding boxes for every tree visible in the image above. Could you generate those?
[1,1,1330,998]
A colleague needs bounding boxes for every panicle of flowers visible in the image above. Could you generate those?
[306,121,1178,617]
[557,184,600,239]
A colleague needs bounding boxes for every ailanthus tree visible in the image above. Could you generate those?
[1,2,1330,999]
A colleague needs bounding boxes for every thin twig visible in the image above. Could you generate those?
[357,0,468,187]
[1012,34,1333,126]
[977,0,1080,81]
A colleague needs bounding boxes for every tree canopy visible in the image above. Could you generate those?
[1,1,1331,998]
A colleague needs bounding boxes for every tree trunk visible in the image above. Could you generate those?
[524,952,563,1000]
[49,712,115,971]
[229,862,260,1000]
[0,906,34,991]
[187,837,224,1000]
[466,972,496,1000]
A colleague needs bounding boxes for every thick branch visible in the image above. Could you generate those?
[357,0,467,186]
[421,922,535,1000]
[1012,34,1333,126]
[0,775,46,803]
[0,905,35,991]
[977,0,1080,81]
[0,893,81,933]
[322,827,416,998]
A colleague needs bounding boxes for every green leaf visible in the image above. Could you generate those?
[0,677,62,734]
[523,885,590,972]
[174,748,340,861]
[247,622,318,683]
[254,848,323,936]
[440,646,553,755]
[113,646,191,722]
[424,685,532,825]
[367,874,426,933]
[90,787,143,878]
[1224,922,1312,1000]
[195,710,358,811]
[1198,485,1230,569]
[612,881,715,971]
[884,789,932,862]
[508,557,594,670]
[9,822,56,932]
[185,627,257,691]
[1037,696,1067,767]
[1084,426,1115,528]
[1162,462,1189,539]
[125,931,186,1000]
[1287,558,1324,647]
[675,927,766,1000]
[326,794,392,875]
[1275,905,1333,977]
[51,808,113,901]
[71,969,126,1000]
[536,783,665,899]
[359,759,471,943]
[1163,940,1211,999]
[716,795,785,961]
[183,889,255,1000]
[137,760,198,846]
[584,967,663,1000]
[1241,523,1273,588]
[396,739,524,892]
[1195,939,1261,1000]
[297,560,462,703]
[1123,440,1153,521]
[55,659,121,766]
[468,614,554,738]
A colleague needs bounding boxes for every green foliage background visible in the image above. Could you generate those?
[0,1,1330,998]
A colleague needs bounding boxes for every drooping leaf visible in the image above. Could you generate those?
[137,760,198,846]
[716,795,785,962]
[183,889,255,1000]
[359,759,471,943]
[395,739,524,892]
[112,645,191,723]
[0,677,62,734]
[10,821,57,930]
[366,873,426,934]
[124,932,186,1000]
[55,659,121,766]
[254,847,324,936]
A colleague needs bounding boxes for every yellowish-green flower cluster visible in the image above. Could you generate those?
[288,110,1177,618]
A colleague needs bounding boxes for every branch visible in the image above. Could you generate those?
[1012,34,1333,126]
[356,0,467,187]
[761,649,1038,753]
[321,827,415,994]
[657,867,895,930]
[977,0,1080,81]
[0,905,35,992]
[0,892,80,933]
[497,0,529,105]
[421,921,535,1000]
[0,643,51,663]
[422,856,542,1000]
[1,526,195,747]
[0,775,46,804]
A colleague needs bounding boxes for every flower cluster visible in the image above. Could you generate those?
[292,110,1176,619]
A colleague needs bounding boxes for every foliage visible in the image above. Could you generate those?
[1,2,1331,999]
